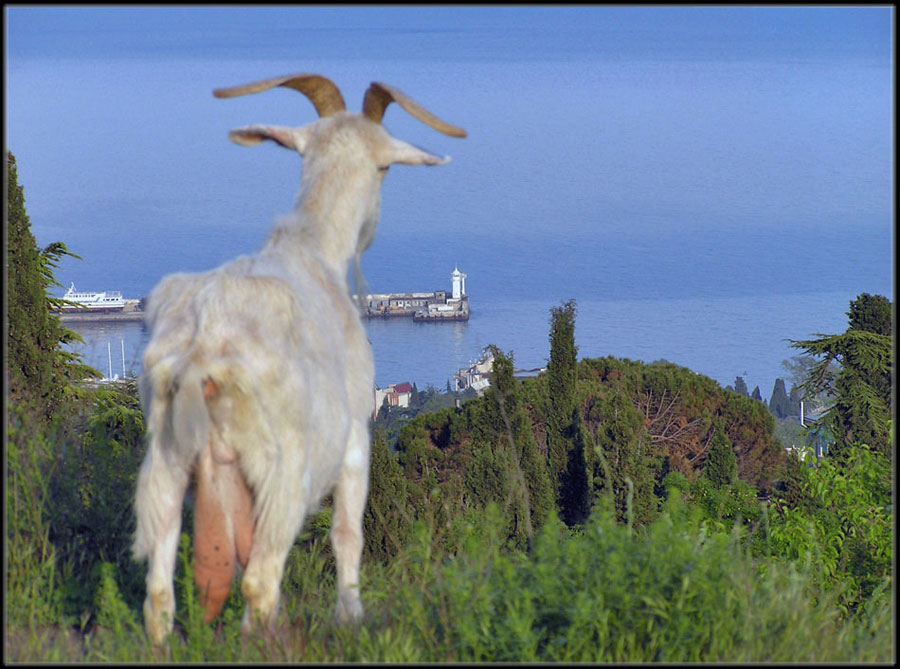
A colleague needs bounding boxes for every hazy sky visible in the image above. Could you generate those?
[7,6,891,61]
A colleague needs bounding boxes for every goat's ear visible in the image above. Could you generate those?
[227,125,313,153]
[384,137,451,166]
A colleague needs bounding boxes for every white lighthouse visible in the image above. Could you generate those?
[451,266,467,300]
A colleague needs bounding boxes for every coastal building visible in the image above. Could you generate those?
[373,382,413,419]
[453,348,494,396]
[799,401,832,462]
[452,348,547,397]
[364,267,469,321]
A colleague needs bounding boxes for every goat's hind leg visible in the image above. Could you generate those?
[330,421,370,624]
[134,444,190,645]
[239,478,303,635]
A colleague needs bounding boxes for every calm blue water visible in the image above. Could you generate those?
[61,286,881,400]
[7,7,893,398]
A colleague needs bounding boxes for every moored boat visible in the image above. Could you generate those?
[59,283,125,312]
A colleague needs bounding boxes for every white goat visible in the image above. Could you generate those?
[132,73,465,644]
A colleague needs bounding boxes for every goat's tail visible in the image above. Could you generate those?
[170,363,213,464]
[163,355,255,465]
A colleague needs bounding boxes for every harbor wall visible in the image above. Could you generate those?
[58,299,144,323]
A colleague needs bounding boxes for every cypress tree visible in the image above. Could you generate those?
[788,385,802,418]
[768,378,790,419]
[751,386,763,402]
[8,151,52,404]
[733,376,749,397]
[363,430,412,562]
[483,346,555,540]
[546,299,578,510]
[591,389,657,526]
[6,151,89,413]
[704,421,738,487]
[559,411,592,525]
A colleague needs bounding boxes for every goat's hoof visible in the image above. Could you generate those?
[143,598,173,645]
[335,596,363,625]
[240,599,280,638]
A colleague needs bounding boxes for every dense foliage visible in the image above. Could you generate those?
[790,292,893,459]
[373,382,473,448]
[768,439,892,617]
[847,292,892,336]
[5,154,892,661]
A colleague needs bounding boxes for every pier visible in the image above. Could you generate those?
[58,299,144,323]
[59,266,470,324]
[363,267,469,322]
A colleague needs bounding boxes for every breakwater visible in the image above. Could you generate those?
[363,267,469,321]
[364,292,469,321]
[58,298,144,323]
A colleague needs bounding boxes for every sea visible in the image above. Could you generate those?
[60,228,891,399]
[7,7,893,399]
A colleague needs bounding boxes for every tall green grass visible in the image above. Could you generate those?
[6,380,892,662]
[6,495,892,662]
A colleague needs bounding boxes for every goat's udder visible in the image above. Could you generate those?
[193,441,255,623]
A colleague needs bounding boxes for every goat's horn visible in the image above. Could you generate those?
[363,82,467,138]
[213,74,346,118]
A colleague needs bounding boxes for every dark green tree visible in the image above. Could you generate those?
[733,376,749,397]
[768,378,791,419]
[559,411,592,526]
[363,430,412,562]
[411,382,420,408]
[847,292,892,336]
[704,421,738,487]
[546,299,578,508]
[751,386,763,402]
[590,389,657,526]
[788,385,802,418]
[6,151,92,414]
[376,395,390,422]
[791,295,893,458]
[482,346,555,541]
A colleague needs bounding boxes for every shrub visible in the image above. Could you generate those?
[383,501,891,662]
[767,440,892,616]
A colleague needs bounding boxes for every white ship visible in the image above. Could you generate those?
[60,283,125,312]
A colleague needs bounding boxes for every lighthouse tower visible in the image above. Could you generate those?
[451,266,467,300]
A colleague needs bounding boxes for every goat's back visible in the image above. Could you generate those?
[140,253,373,502]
